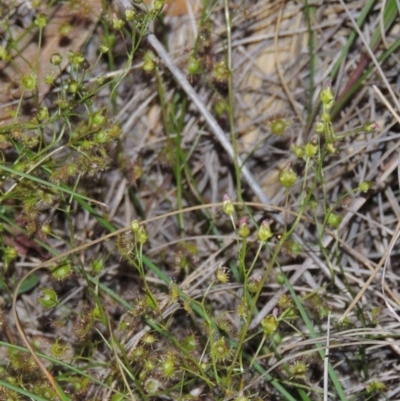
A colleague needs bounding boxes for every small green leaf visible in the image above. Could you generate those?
[18,274,39,294]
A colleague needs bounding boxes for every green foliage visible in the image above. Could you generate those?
[38,288,58,308]
[1,1,394,401]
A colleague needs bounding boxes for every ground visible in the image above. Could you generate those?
[1,0,400,400]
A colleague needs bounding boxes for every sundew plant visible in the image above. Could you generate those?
[0,1,400,401]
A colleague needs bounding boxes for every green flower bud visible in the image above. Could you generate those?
[270,118,288,136]
[92,304,102,319]
[50,339,69,359]
[214,99,227,116]
[278,294,293,310]
[187,56,201,75]
[144,378,162,394]
[182,334,197,352]
[247,276,262,293]
[137,226,148,244]
[292,144,304,159]
[169,282,179,302]
[212,61,229,83]
[211,337,231,361]
[38,288,58,308]
[67,50,85,66]
[109,124,121,139]
[143,51,157,72]
[142,333,156,346]
[279,166,297,188]
[305,142,318,158]
[44,71,55,85]
[91,258,104,274]
[129,343,147,362]
[40,223,51,236]
[59,23,72,36]
[131,219,140,233]
[320,86,334,109]
[216,266,230,283]
[5,246,18,260]
[326,143,337,154]
[363,121,377,133]
[359,181,373,193]
[35,14,47,28]
[276,273,286,285]
[161,352,176,378]
[154,0,165,11]
[258,220,272,242]
[92,110,106,127]
[99,44,109,54]
[327,212,341,228]
[238,217,250,238]
[67,80,80,94]
[51,261,72,281]
[237,298,249,320]
[143,50,155,62]
[223,194,235,216]
[36,107,49,121]
[315,121,324,134]
[125,8,136,21]
[50,53,62,65]
[56,99,70,110]
[112,17,125,30]
[291,361,308,378]
[21,72,37,91]
[321,112,331,123]
[366,381,386,393]
[143,58,155,73]
[261,315,278,335]
[94,130,108,143]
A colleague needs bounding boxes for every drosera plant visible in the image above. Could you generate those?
[4,72,396,401]
[200,86,383,400]
[8,84,382,401]
[2,1,400,401]
[3,202,287,399]
[0,1,166,400]
[0,0,163,269]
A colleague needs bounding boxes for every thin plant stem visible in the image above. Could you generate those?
[224,0,242,201]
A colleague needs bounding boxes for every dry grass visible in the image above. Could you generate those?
[1,0,400,400]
